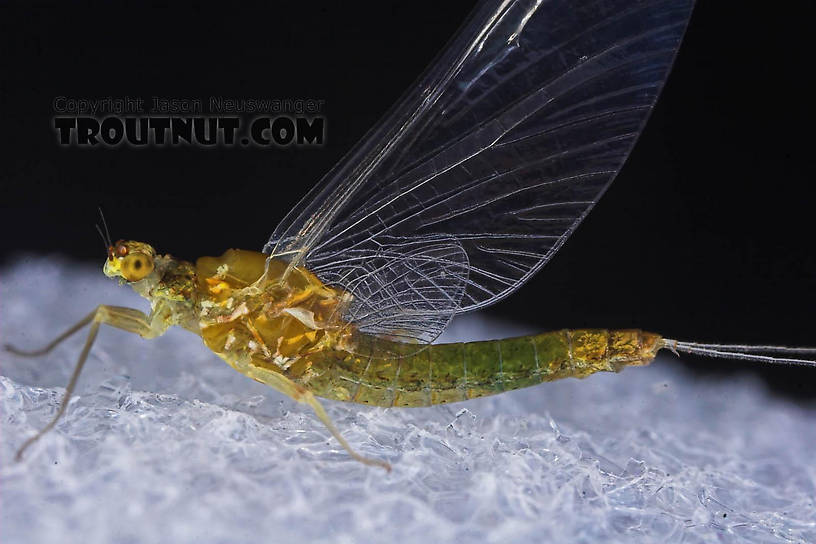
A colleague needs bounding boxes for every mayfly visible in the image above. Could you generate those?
[9,0,816,470]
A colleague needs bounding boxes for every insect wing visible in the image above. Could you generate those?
[326,237,469,356]
[266,0,694,341]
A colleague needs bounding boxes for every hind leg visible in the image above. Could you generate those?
[241,362,391,471]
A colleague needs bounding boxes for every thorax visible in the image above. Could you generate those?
[133,255,201,333]
[193,249,352,376]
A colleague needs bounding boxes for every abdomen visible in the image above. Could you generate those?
[301,329,664,407]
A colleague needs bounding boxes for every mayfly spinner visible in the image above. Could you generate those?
[9,0,816,470]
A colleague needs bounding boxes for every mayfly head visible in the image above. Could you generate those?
[103,240,157,283]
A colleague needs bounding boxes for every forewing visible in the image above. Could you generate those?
[266,0,694,335]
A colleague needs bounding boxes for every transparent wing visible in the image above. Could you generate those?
[265,0,694,342]
[321,236,469,345]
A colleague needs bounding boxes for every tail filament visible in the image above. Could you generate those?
[666,339,816,367]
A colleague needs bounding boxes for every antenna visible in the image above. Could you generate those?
[97,206,112,248]
[94,224,109,251]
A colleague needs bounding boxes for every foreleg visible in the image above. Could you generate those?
[6,305,170,460]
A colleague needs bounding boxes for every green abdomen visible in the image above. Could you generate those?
[302,329,663,407]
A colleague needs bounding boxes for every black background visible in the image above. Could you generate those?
[1,2,814,397]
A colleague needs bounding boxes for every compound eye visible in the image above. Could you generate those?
[115,243,129,257]
[120,253,154,282]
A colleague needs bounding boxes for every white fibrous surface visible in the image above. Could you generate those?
[1,257,814,544]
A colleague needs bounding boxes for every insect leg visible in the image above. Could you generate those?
[6,304,166,356]
[14,317,101,460]
[302,389,392,472]
[11,305,168,461]
[240,363,391,471]
[6,308,98,357]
